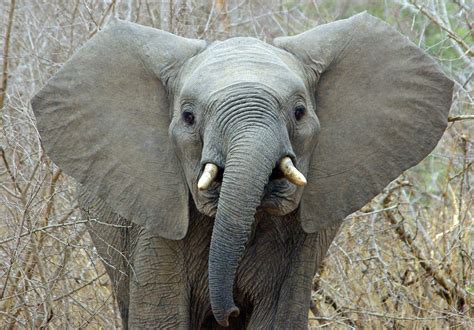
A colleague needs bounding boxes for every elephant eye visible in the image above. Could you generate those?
[182,111,195,125]
[294,105,306,121]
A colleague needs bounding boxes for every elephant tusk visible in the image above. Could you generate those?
[279,157,307,187]
[198,163,219,190]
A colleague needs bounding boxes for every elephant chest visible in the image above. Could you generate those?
[132,211,324,327]
[82,192,337,328]
[183,211,305,282]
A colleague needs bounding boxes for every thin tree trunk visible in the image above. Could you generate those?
[1,0,16,111]
[216,0,229,34]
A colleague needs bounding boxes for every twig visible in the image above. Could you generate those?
[52,272,107,302]
[0,220,88,245]
[311,265,356,327]
[97,0,117,29]
[336,308,449,321]
[382,183,468,306]
[68,0,80,56]
[448,115,474,122]
[145,0,157,27]
[37,168,63,247]
[0,147,24,199]
[0,0,16,110]
[0,311,25,326]
[410,1,473,57]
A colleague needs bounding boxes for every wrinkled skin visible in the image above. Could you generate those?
[83,193,339,328]
[32,13,452,329]
[82,37,329,328]
[173,39,321,325]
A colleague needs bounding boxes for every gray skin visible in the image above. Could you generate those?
[32,13,452,329]
[82,192,339,328]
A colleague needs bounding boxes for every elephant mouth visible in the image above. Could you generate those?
[197,165,300,217]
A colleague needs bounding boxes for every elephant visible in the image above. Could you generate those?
[31,12,452,329]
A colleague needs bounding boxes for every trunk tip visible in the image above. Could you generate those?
[214,305,240,327]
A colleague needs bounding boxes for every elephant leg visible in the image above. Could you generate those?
[128,229,190,329]
[79,191,132,329]
[272,225,341,329]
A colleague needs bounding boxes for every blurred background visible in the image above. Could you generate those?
[0,0,472,328]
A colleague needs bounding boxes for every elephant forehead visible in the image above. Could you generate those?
[182,38,305,99]
[200,38,287,67]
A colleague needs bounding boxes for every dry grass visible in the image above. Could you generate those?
[0,0,472,328]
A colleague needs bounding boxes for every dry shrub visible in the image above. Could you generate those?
[0,0,471,328]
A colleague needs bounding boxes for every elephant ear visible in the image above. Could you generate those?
[274,12,453,232]
[31,18,206,239]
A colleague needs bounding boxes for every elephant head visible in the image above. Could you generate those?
[31,13,452,327]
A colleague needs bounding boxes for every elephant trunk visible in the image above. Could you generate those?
[208,129,280,327]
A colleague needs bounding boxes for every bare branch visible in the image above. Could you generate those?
[448,115,474,122]
[0,0,16,110]
[410,0,473,57]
